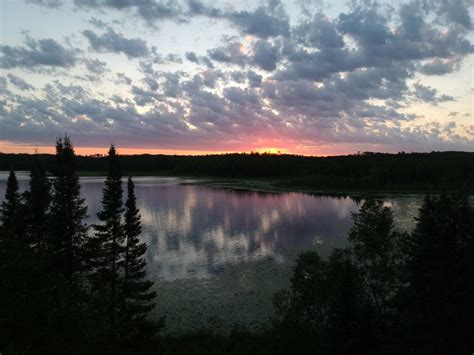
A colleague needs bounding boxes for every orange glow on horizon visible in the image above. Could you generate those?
[0,141,361,157]
[254,147,290,155]
[0,142,241,156]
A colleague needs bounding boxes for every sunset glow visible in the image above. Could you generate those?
[0,0,473,155]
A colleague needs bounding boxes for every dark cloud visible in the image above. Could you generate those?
[413,83,455,104]
[437,0,472,29]
[165,53,182,63]
[186,0,222,17]
[0,37,78,69]
[162,72,183,98]
[420,58,461,75]
[7,74,35,91]
[83,27,150,58]
[0,77,9,95]
[185,51,199,63]
[295,13,344,48]
[131,85,160,106]
[84,58,107,74]
[252,40,280,71]
[224,86,259,105]
[208,41,247,67]
[27,0,63,8]
[115,72,132,85]
[338,7,391,46]
[228,5,290,38]
[88,17,109,28]
[3,0,473,152]
[247,70,262,88]
[74,0,182,25]
[275,42,357,81]
[143,76,159,91]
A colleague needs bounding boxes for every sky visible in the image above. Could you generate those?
[0,0,473,156]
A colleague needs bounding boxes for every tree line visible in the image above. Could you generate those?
[0,136,161,353]
[271,194,474,354]
[1,150,473,191]
[1,137,473,354]
[157,194,473,355]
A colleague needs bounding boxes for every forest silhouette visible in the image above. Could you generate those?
[1,137,473,354]
[1,150,473,192]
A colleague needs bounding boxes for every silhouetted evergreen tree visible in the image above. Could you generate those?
[119,176,159,341]
[273,248,370,354]
[0,170,22,237]
[349,200,403,326]
[399,194,474,355]
[23,154,51,252]
[89,144,125,335]
[0,170,61,353]
[49,136,88,281]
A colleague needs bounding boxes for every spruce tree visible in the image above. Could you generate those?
[23,154,51,252]
[349,199,402,316]
[90,144,125,333]
[401,194,474,354]
[49,135,88,281]
[0,170,22,236]
[120,176,158,340]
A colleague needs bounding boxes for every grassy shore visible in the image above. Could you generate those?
[179,178,466,197]
[73,171,470,197]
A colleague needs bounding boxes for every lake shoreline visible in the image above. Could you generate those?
[78,171,464,197]
[5,170,467,196]
[71,171,468,197]
[178,178,445,197]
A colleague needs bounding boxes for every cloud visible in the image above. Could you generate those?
[185,51,199,63]
[437,0,472,29]
[88,17,109,28]
[143,76,159,91]
[27,0,63,8]
[420,58,462,75]
[412,83,455,104]
[84,58,107,74]
[295,13,344,48]
[74,0,182,25]
[247,70,262,88]
[252,40,280,71]
[0,77,9,95]
[207,41,247,67]
[7,74,35,91]
[186,0,222,17]
[227,5,290,38]
[83,27,150,58]
[2,0,473,153]
[0,36,78,69]
[338,7,391,46]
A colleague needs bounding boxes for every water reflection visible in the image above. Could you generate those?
[0,173,422,282]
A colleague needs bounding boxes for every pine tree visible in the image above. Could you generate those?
[90,144,125,333]
[120,176,158,340]
[349,199,402,316]
[23,154,51,252]
[400,194,474,354]
[1,170,22,236]
[49,135,88,281]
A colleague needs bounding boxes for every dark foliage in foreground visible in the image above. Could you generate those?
[1,151,473,191]
[0,138,473,354]
[273,194,474,355]
[0,137,159,354]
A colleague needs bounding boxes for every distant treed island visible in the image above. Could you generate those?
[1,137,473,354]
[1,150,474,192]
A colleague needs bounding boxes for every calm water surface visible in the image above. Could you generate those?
[0,172,423,334]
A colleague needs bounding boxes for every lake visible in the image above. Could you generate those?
[0,172,424,334]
